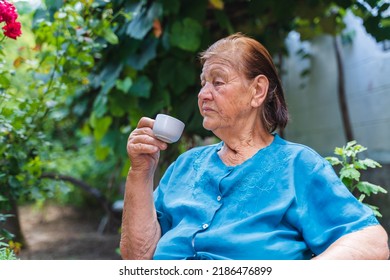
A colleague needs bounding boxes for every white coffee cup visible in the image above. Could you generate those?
[153,114,185,143]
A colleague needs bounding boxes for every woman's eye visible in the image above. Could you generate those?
[213,80,224,87]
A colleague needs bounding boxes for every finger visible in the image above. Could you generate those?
[132,126,155,138]
[137,117,155,129]
[129,134,168,152]
[130,119,168,150]
[129,142,160,155]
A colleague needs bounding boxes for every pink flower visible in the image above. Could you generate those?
[0,0,18,23]
[0,0,22,40]
[2,20,21,39]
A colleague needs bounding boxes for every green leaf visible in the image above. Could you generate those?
[101,129,128,158]
[102,28,119,45]
[356,181,388,196]
[381,17,390,28]
[0,75,10,88]
[173,61,196,94]
[8,176,22,189]
[363,203,383,218]
[157,58,196,94]
[352,144,366,153]
[359,158,382,169]
[170,18,202,52]
[354,160,367,170]
[0,107,13,118]
[126,38,158,70]
[93,92,108,118]
[94,62,123,91]
[345,140,357,150]
[378,3,390,14]
[95,145,111,161]
[0,229,14,241]
[341,177,354,191]
[334,147,344,156]
[158,58,176,87]
[108,92,134,117]
[345,149,354,157]
[126,1,162,40]
[139,88,170,116]
[325,156,342,166]
[98,66,123,95]
[340,165,360,181]
[116,77,133,93]
[129,76,152,98]
[92,116,113,141]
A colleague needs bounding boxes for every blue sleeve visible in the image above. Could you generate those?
[154,162,175,236]
[293,157,379,256]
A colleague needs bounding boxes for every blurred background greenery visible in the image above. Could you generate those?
[1,0,389,259]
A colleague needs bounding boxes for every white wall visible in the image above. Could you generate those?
[283,12,390,163]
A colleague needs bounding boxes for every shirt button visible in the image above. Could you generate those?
[202,223,209,229]
[217,195,222,201]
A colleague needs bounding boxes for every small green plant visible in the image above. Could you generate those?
[326,141,387,217]
[0,237,18,260]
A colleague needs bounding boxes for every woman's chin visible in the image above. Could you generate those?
[202,119,216,131]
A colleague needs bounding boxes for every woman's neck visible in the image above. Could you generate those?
[217,129,274,166]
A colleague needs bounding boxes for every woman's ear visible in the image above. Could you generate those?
[251,74,269,108]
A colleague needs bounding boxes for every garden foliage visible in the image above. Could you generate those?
[0,0,389,255]
[326,141,387,217]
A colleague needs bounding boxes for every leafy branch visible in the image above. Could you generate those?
[326,141,388,217]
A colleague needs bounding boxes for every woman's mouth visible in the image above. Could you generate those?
[202,106,214,113]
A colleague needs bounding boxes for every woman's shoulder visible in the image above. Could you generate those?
[273,134,328,167]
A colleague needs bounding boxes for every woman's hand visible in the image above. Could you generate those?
[127,117,168,176]
[121,117,166,260]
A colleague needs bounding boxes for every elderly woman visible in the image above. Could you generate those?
[120,33,389,260]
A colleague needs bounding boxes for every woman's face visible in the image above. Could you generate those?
[198,57,255,133]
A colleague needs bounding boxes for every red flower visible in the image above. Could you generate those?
[0,0,22,40]
[0,0,18,24]
[2,20,21,39]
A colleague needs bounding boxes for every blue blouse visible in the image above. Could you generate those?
[153,134,378,260]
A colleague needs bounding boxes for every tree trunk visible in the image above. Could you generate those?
[333,36,354,142]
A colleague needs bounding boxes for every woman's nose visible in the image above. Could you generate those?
[198,83,213,100]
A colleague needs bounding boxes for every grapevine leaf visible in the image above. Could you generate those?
[170,18,202,52]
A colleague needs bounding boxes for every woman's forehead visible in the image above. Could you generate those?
[201,58,237,75]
